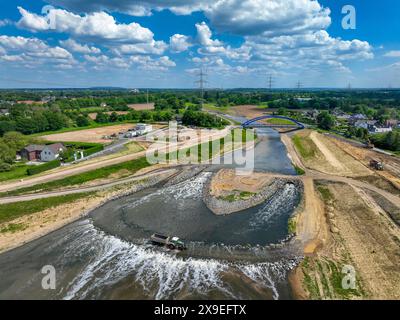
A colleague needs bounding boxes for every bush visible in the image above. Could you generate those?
[83,144,104,157]
[27,159,61,176]
[0,162,12,172]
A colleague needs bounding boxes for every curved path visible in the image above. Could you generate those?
[0,168,178,204]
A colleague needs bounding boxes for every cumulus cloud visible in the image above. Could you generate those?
[0,35,75,67]
[169,34,191,53]
[60,38,100,54]
[17,7,154,44]
[45,0,213,16]
[0,35,72,60]
[384,51,400,58]
[113,40,167,56]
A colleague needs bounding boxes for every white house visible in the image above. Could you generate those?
[40,143,67,162]
[368,125,393,134]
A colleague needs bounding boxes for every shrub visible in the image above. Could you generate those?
[0,162,12,172]
[27,159,61,176]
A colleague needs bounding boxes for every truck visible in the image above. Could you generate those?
[370,159,384,171]
[150,234,187,251]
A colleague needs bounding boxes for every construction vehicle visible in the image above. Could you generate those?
[150,234,187,251]
[370,159,384,171]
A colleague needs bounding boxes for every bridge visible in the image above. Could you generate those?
[241,115,305,132]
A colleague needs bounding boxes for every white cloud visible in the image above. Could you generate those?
[196,22,222,47]
[113,40,167,55]
[169,34,191,53]
[384,51,400,58]
[45,0,213,16]
[60,38,100,54]
[17,7,154,44]
[0,35,73,60]
[0,19,12,27]
[205,0,331,37]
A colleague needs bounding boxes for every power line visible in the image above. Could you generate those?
[267,74,274,91]
[195,67,208,109]
[296,81,303,90]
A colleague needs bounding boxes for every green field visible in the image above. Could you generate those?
[0,164,30,182]
[292,134,317,160]
[0,193,93,224]
[265,118,296,125]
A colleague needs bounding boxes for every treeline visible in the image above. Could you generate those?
[370,130,400,152]
[0,105,69,135]
[94,110,175,124]
[182,110,229,128]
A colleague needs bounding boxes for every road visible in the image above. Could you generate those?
[0,168,178,204]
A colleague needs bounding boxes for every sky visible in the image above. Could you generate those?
[0,0,399,89]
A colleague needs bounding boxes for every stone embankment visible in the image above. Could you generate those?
[203,172,303,215]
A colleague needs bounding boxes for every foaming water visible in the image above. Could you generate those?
[58,223,299,300]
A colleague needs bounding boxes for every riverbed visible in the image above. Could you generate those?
[0,127,302,300]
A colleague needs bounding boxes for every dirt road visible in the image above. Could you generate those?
[0,168,177,204]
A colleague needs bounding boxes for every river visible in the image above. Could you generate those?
[0,127,302,300]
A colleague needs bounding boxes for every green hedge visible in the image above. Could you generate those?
[83,144,104,157]
[27,159,61,176]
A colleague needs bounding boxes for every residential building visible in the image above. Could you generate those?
[385,119,398,128]
[40,143,67,162]
[19,143,66,162]
[0,108,10,116]
[19,145,45,161]
[349,114,368,124]
[368,125,393,134]
[354,120,377,129]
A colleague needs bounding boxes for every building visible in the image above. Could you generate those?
[19,145,45,161]
[19,143,66,162]
[40,143,67,162]
[385,119,398,128]
[349,114,368,124]
[0,108,10,116]
[368,125,393,134]
[135,124,153,135]
[354,120,377,129]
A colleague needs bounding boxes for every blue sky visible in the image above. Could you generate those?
[0,0,399,88]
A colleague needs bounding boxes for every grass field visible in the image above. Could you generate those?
[0,164,30,182]
[1,157,151,197]
[0,193,93,224]
[292,134,317,160]
[264,118,296,125]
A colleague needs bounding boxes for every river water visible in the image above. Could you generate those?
[0,128,302,300]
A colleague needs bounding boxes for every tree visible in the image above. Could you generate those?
[109,112,118,122]
[317,111,335,130]
[95,112,109,123]
[0,140,15,164]
[2,131,28,151]
[76,115,90,127]
[0,121,15,136]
